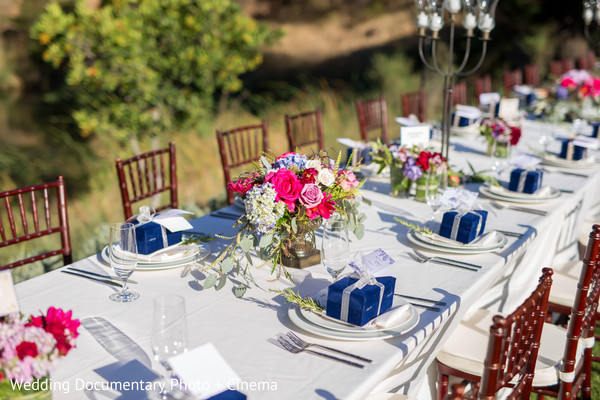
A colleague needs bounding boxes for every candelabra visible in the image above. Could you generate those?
[583,0,600,51]
[415,0,499,161]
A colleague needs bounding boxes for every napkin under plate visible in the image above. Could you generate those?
[488,184,552,199]
[418,231,498,248]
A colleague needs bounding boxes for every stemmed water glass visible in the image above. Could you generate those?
[108,222,139,302]
[425,169,447,221]
[151,295,188,398]
[321,216,349,281]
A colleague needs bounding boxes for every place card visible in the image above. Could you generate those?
[168,342,241,400]
[439,188,478,209]
[400,125,431,148]
[154,209,194,232]
[498,98,520,121]
[0,270,19,316]
[479,92,501,106]
[349,248,395,276]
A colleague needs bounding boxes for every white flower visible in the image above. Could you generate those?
[317,169,335,187]
[305,159,322,171]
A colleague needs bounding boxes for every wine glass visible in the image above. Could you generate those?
[425,169,447,221]
[108,222,139,302]
[321,216,349,280]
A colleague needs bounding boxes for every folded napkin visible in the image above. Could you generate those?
[488,184,552,199]
[422,231,498,248]
[365,303,411,329]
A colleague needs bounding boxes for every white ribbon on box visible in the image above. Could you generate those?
[449,210,485,241]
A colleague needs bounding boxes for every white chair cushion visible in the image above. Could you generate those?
[548,269,580,308]
[436,308,580,388]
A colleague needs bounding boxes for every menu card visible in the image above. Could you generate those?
[400,125,431,148]
[498,98,520,121]
[0,270,19,316]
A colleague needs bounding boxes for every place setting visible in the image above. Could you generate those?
[403,188,508,256]
[539,135,600,170]
[283,249,421,342]
[478,154,562,204]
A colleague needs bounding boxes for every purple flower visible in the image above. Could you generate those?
[403,157,423,180]
[556,86,569,100]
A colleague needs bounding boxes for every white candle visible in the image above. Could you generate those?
[463,13,477,30]
[478,14,494,32]
[584,8,593,24]
[429,13,443,31]
[444,0,461,14]
[417,12,429,28]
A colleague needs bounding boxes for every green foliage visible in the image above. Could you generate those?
[31,0,280,143]
[393,217,432,235]
[272,288,324,312]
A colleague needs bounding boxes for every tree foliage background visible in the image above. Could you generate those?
[31,0,281,144]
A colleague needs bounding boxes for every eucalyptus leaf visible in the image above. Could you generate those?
[215,273,227,290]
[291,217,298,234]
[362,196,372,206]
[357,212,367,223]
[203,274,218,289]
[354,224,365,240]
[259,233,273,248]
[221,258,234,274]
[240,235,253,252]
[234,284,248,298]
[261,156,271,169]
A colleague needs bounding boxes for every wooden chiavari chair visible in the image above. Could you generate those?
[355,97,389,144]
[503,69,523,96]
[475,75,492,100]
[0,176,72,271]
[524,64,540,87]
[453,80,468,106]
[285,108,324,154]
[115,142,178,220]
[401,89,426,123]
[217,120,269,205]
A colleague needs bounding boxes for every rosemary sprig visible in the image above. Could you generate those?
[271,288,324,312]
[394,217,433,235]
[180,233,216,246]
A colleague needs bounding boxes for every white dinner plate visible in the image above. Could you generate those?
[298,300,416,334]
[407,230,508,254]
[100,243,205,271]
[287,305,420,341]
[541,153,600,170]
[478,185,561,204]
[412,230,505,251]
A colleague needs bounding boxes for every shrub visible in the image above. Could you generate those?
[31,0,280,143]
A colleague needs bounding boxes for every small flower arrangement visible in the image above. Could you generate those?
[558,69,600,101]
[479,118,522,146]
[370,141,448,198]
[205,151,365,294]
[0,307,80,392]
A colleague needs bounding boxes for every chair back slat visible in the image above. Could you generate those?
[453,80,468,105]
[550,60,564,77]
[503,69,523,96]
[478,268,553,400]
[524,65,540,87]
[217,121,269,205]
[0,176,72,271]
[115,142,178,220]
[355,97,388,144]
[402,89,426,123]
[562,58,575,72]
[285,109,324,153]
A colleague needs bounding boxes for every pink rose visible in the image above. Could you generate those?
[338,170,359,191]
[265,169,302,211]
[277,152,298,159]
[306,193,336,220]
[560,77,577,89]
[299,184,323,209]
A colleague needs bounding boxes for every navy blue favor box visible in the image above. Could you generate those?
[558,138,586,161]
[326,276,395,326]
[439,210,488,244]
[590,122,600,138]
[208,390,246,400]
[132,218,183,255]
[508,169,543,194]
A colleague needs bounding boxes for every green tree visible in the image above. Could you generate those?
[31,0,280,143]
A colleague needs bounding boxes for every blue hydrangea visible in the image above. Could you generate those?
[244,183,286,234]
[272,153,307,170]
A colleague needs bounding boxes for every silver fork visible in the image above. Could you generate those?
[408,250,479,272]
[285,331,372,363]
[489,201,548,216]
[276,334,365,368]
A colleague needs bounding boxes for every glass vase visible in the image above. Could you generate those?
[486,139,510,158]
[390,166,410,197]
[281,216,323,269]
[415,174,439,202]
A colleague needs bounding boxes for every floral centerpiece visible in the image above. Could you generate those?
[0,307,80,399]
[370,141,448,200]
[206,151,365,295]
[479,117,521,158]
[542,69,600,123]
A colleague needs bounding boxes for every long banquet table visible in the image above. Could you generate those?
[15,119,600,399]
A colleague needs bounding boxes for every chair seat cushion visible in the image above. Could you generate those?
[548,269,580,308]
[436,309,575,387]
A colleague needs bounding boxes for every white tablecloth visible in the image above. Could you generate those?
[15,120,600,400]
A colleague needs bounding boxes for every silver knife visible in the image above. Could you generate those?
[61,270,123,288]
[430,259,479,272]
[66,267,137,284]
[431,256,482,269]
